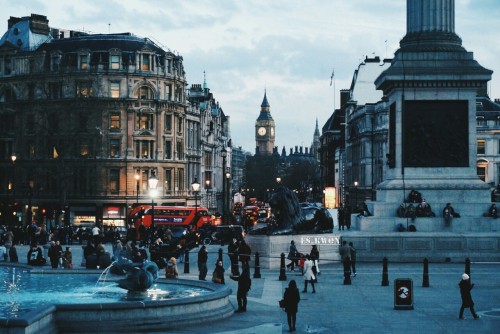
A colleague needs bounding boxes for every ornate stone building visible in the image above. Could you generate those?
[0,14,229,228]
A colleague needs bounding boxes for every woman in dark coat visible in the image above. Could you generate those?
[459,273,479,320]
[212,260,225,284]
[283,279,300,332]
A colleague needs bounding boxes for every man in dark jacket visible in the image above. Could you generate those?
[459,273,480,320]
[197,245,208,280]
[230,267,251,312]
[238,239,251,271]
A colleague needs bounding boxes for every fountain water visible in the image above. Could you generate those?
[0,264,233,333]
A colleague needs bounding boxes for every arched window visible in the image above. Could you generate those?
[135,86,154,100]
[0,88,16,102]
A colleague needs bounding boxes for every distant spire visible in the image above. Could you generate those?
[203,70,207,90]
[261,89,270,107]
[314,118,320,135]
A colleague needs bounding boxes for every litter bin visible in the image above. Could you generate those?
[394,278,413,310]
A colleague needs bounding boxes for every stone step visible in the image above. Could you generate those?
[365,201,494,218]
[351,216,500,232]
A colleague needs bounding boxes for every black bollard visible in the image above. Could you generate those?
[465,257,471,277]
[382,257,389,286]
[422,257,429,287]
[218,248,223,265]
[183,249,190,274]
[253,252,261,278]
[279,253,287,281]
[343,257,352,285]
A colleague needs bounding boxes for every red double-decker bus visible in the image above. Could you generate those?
[128,206,211,232]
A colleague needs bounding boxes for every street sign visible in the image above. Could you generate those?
[394,278,414,310]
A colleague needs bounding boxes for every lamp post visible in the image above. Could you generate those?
[26,179,34,226]
[148,172,158,232]
[135,171,140,205]
[205,179,211,210]
[354,180,359,211]
[225,171,231,224]
[11,154,16,197]
[191,178,200,218]
[221,148,227,225]
[276,177,281,185]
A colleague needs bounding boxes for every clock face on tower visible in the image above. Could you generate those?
[258,127,267,136]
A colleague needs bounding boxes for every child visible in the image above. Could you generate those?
[63,247,73,269]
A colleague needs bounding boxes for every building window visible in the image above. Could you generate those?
[110,113,120,129]
[109,169,119,194]
[111,55,120,70]
[477,140,485,155]
[28,142,35,159]
[135,140,153,159]
[477,166,486,182]
[80,144,89,158]
[4,57,12,75]
[165,114,172,132]
[51,56,60,71]
[476,116,485,127]
[76,81,93,98]
[165,84,172,100]
[79,114,87,132]
[48,82,62,99]
[110,82,120,98]
[136,113,153,130]
[110,139,120,158]
[136,86,154,100]
[26,115,34,134]
[177,116,183,133]
[80,55,88,70]
[176,141,183,160]
[178,168,184,191]
[165,169,172,193]
[142,54,150,71]
[165,140,172,159]
[49,114,59,133]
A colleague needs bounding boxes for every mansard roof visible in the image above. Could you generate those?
[38,33,167,54]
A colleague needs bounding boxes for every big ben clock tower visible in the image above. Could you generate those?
[255,91,275,155]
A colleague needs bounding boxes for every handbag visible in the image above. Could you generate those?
[212,271,222,283]
[279,299,285,308]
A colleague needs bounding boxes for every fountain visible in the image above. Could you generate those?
[0,264,233,333]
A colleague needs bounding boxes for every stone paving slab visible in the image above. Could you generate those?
[9,243,500,333]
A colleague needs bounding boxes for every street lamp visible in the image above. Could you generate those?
[221,148,227,225]
[354,180,359,211]
[148,172,158,231]
[276,177,281,185]
[135,171,140,204]
[191,178,200,220]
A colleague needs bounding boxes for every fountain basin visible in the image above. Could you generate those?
[0,264,233,334]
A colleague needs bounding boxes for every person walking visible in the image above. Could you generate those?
[286,240,298,271]
[459,273,480,320]
[230,266,251,312]
[302,255,316,293]
[283,279,300,332]
[197,245,208,280]
[310,244,320,276]
[62,246,73,269]
[349,242,357,277]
